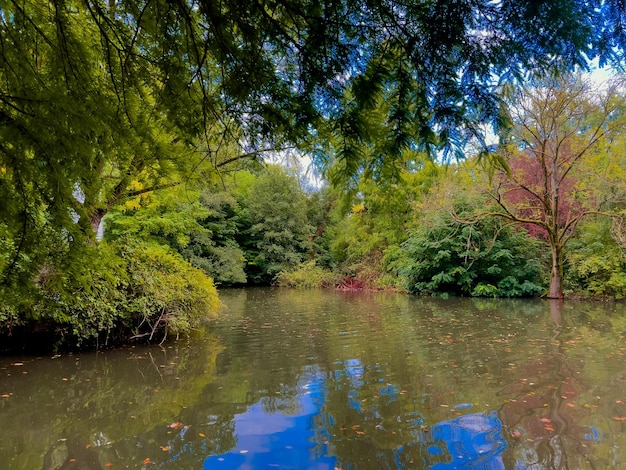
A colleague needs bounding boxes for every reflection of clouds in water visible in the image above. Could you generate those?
[204,361,508,470]
[203,366,336,470]
[427,412,507,470]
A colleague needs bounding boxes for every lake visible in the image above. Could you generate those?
[1,287,626,469]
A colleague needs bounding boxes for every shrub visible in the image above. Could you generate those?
[388,209,546,297]
[276,260,340,288]
[565,218,626,299]
[3,239,220,350]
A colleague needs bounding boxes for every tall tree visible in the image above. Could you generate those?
[236,165,314,284]
[487,75,626,298]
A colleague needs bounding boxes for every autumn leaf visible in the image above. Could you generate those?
[613,417,626,421]
[143,458,151,464]
[168,422,184,429]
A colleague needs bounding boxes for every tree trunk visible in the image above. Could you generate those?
[548,244,564,299]
[89,209,107,241]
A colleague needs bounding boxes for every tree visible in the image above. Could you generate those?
[487,75,626,298]
[236,165,315,284]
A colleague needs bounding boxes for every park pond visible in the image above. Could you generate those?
[1,287,626,469]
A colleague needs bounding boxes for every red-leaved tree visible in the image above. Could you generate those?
[488,75,626,299]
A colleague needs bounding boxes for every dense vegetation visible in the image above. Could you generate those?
[2,1,626,350]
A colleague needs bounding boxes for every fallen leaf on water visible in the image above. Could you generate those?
[540,418,551,423]
[160,446,170,451]
[613,417,626,421]
[105,464,113,467]
[199,433,206,438]
[169,422,183,429]
[143,458,151,464]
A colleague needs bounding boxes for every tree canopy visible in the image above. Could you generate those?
[2,1,626,338]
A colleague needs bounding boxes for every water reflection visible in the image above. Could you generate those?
[427,412,506,469]
[0,288,626,469]
[204,367,337,469]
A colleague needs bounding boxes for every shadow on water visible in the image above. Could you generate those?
[1,288,626,468]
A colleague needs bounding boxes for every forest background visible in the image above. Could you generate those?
[2,0,626,351]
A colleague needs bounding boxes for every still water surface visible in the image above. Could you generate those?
[1,288,626,469]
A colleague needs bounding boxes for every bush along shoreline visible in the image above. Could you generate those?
[0,239,220,354]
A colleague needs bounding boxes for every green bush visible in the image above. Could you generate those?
[388,208,546,297]
[3,239,220,350]
[276,260,340,288]
[565,218,626,299]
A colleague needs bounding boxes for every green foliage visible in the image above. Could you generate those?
[119,241,221,337]
[326,161,439,287]
[276,261,340,288]
[389,201,546,297]
[4,0,626,290]
[565,217,626,298]
[106,165,319,287]
[1,240,220,350]
[106,185,247,285]
[237,166,315,284]
[179,191,247,285]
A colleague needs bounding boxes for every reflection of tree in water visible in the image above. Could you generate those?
[498,300,602,469]
[43,436,103,470]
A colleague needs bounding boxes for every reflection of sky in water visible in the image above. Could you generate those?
[204,361,506,469]
[427,412,507,469]
[203,366,337,470]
